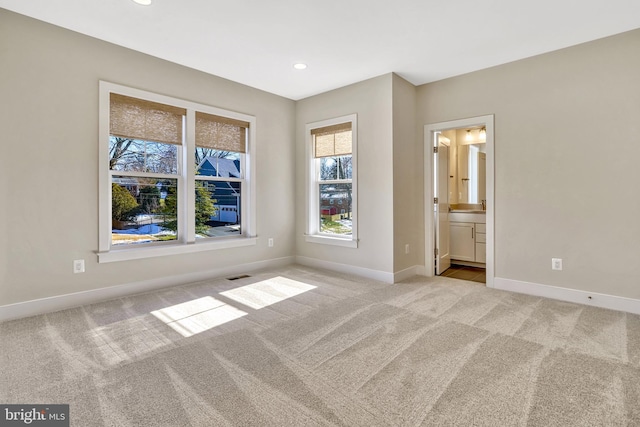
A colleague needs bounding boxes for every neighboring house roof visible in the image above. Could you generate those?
[112,177,139,187]
[197,157,241,178]
[321,189,350,200]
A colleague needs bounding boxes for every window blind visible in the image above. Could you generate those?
[311,122,352,158]
[110,93,186,145]
[195,112,249,153]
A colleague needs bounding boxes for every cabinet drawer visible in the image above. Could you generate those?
[475,223,486,233]
[476,232,486,243]
[475,242,486,263]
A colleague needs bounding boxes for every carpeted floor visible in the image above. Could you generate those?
[1,265,639,426]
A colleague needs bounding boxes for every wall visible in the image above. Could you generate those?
[296,74,395,278]
[417,28,640,300]
[3,7,639,317]
[391,74,420,275]
[0,10,296,309]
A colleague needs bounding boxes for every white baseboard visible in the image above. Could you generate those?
[394,266,421,282]
[0,256,295,322]
[296,256,394,283]
[494,277,640,315]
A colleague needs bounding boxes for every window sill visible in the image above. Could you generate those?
[305,234,358,248]
[97,237,257,263]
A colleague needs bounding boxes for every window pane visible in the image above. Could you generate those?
[319,183,352,235]
[195,150,241,177]
[196,180,241,238]
[111,176,178,246]
[320,156,352,181]
[109,137,178,174]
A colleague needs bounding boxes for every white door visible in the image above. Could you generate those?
[435,134,451,275]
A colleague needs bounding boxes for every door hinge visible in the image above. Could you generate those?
[434,197,438,204]
[433,146,438,154]
[434,248,439,257]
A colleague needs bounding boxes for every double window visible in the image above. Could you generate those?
[99,82,256,262]
[306,114,357,247]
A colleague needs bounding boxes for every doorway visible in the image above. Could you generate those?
[424,115,494,287]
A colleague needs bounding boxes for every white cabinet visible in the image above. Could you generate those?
[450,220,486,264]
[450,222,475,261]
[475,223,486,263]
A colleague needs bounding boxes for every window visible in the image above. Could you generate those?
[305,114,357,247]
[194,112,248,238]
[108,94,183,246]
[98,82,256,262]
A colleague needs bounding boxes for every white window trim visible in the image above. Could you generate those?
[98,81,257,263]
[305,114,358,248]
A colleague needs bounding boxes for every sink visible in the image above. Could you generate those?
[449,210,486,223]
[449,209,486,214]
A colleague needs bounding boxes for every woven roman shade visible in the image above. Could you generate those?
[312,122,352,158]
[110,94,186,145]
[196,112,249,153]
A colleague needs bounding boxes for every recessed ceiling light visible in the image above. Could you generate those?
[293,63,307,70]
[133,0,152,5]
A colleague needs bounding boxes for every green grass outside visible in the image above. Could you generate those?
[321,219,351,235]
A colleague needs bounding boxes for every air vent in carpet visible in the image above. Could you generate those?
[227,274,251,280]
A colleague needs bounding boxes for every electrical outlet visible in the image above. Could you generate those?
[73,259,85,274]
[551,258,562,271]
[268,238,274,247]
[405,244,410,254]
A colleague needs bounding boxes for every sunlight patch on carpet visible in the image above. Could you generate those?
[151,296,247,337]
[220,276,316,309]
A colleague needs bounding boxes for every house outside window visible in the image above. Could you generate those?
[194,112,248,238]
[305,114,357,248]
[98,82,256,262]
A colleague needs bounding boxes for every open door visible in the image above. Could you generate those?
[434,133,451,275]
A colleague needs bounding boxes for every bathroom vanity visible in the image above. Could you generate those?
[449,211,486,265]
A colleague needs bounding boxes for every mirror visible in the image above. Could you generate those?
[443,129,486,205]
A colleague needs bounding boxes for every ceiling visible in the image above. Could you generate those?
[2,0,640,100]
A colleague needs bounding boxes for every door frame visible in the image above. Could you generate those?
[424,115,495,287]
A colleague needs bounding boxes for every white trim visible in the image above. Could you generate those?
[0,256,294,322]
[184,109,196,243]
[424,115,494,287]
[393,266,420,283]
[97,237,258,263]
[98,82,111,253]
[98,81,257,261]
[494,277,640,315]
[416,265,428,276]
[305,114,358,247]
[245,118,257,238]
[296,256,393,284]
[304,234,358,248]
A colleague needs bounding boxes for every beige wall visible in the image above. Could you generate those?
[392,74,420,272]
[296,74,395,275]
[3,8,640,310]
[0,10,296,306]
[417,28,640,299]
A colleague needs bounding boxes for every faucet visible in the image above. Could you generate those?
[481,200,486,211]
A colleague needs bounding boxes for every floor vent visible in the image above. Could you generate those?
[227,274,251,281]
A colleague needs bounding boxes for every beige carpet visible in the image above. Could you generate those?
[1,265,639,426]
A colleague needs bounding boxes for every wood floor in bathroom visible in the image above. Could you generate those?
[441,264,486,283]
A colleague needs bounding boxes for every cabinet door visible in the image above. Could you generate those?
[450,222,475,261]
